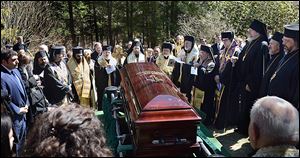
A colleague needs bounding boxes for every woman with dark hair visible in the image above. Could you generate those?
[22,103,113,157]
[1,114,15,157]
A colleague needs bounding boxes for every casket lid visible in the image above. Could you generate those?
[121,63,191,113]
[143,95,190,111]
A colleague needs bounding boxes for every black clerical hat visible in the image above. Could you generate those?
[184,35,195,43]
[283,24,299,40]
[221,31,234,40]
[102,45,112,52]
[162,42,173,51]
[51,46,64,55]
[271,32,283,44]
[72,46,84,55]
[200,45,213,59]
[35,50,47,59]
[249,19,267,37]
[133,41,141,47]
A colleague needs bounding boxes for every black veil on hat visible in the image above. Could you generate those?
[35,50,47,59]
[249,19,268,41]
[126,40,144,55]
[271,32,283,43]
[271,32,284,52]
[184,35,195,43]
[200,45,215,62]
[33,50,48,75]
[183,35,195,53]
[102,45,112,52]
[49,46,64,62]
[162,42,173,52]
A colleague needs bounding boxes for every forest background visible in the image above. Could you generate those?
[1,1,299,51]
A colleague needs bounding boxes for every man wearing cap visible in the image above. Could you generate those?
[67,47,91,108]
[43,46,72,106]
[214,31,241,130]
[268,24,299,110]
[234,19,269,136]
[259,32,284,97]
[156,42,176,77]
[193,45,217,126]
[126,41,145,64]
[94,45,117,110]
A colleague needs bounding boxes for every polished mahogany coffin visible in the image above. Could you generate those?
[120,62,201,156]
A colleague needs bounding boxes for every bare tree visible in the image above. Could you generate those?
[177,11,233,44]
[1,1,60,50]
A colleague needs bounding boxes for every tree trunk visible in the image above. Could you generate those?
[92,1,99,42]
[68,1,76,46]
[129,1,133,40]
[126,1,130,41]
[170,1,178,37]
[165,1,170,38]
[107,1,112,45]
[151,1,157,47]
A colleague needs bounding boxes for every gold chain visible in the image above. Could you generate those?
[242,36,261,61]
[270,51,298,81]
[263,54,281,76]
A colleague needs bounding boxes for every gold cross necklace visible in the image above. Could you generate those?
[270,51,298,81]
[242,36,261,61]
[263,53,281,76]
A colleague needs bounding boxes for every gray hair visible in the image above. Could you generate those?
[39,44,49,53]
[250,96,299,143]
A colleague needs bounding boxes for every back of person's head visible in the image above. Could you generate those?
[16,36,23,43]
[39,44,49,53]
[22,103,113,157]
[250,96,299,148]
[1,113,14,157]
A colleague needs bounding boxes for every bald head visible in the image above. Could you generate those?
[249,96,299,149]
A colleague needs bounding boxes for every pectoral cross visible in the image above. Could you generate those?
[270,72,276,81]
[242,55,246,61]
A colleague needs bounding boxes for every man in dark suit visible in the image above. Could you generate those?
[13,36,28,52]
[1,49,29,156]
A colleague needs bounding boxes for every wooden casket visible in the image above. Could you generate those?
[120,62,201,156]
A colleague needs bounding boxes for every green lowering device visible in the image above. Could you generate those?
[96,86,230,157]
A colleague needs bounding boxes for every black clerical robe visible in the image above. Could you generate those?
[268,50,299,110]
[259,52,284,97]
